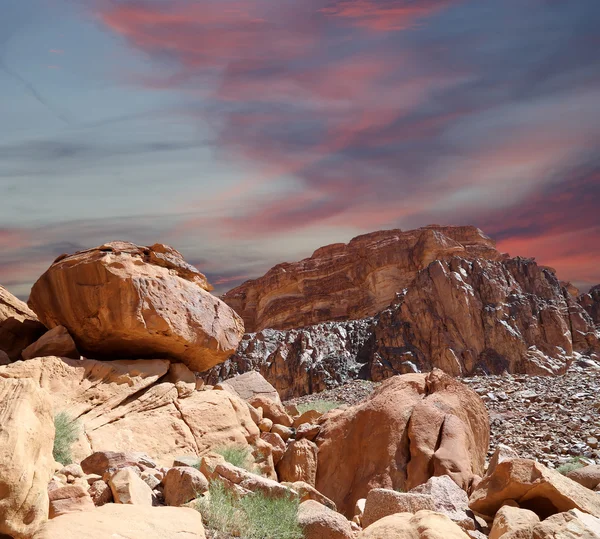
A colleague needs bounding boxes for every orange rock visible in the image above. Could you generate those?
[0,377,54,539]
[248,395,292,426]
[469,459,600,519]
[48,485,95,518]
[222,226,501,332]
[276,439,318,486]
[358,510,470,539]
[315,370,489,517]
[489,505,539,539]
[260,432,286,465]
[362,489,436,527]
[0,284,45,361]
[163,466,209,507]
[28,242,244,371]
[297,500,354,539]
[22,326,79,360]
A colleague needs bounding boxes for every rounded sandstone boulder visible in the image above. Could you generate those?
[28,242,244,371]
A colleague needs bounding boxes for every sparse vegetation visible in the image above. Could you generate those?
[296,400,339,415]
[556,456,585,476]
[215,445,254,471]
[197,481,303,539]
[53,411,79,465]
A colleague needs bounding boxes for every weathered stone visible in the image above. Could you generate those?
[0,285,45,361]
[163,466,209,506]
[107,467,153,505]
[567,465,600,490]
[469,459,600,519]
[32,503,206,539]
[316,370,489,517]
[0,377,54,539]
[297,423,320,441]
[22,326,79,360]
[272,423,294,442]
[297,500,354,539]
[258,418,273,432]
[249,395,292,426]
[293,409,323,428]
[276,439,318,486]
[362,489,436,528]
[489,505,540,539]
[260,432,286,465]
[48,485,95,518]
[487,444,520,477]
[81,451,156,476]
[281,481,337,511]
[28,242,244,371]
[411,475,474,531]
[359,510,471,539]
[532,509,600,539]
[88,480,112,506]
[216,371,281,403]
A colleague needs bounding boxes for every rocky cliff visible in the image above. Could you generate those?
[221,225,503,332]
[206,256,600,397]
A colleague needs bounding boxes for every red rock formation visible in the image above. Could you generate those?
[222,226,503,332]
[315,370,489,517]
[579,285,600,326]
[28,242,244,371]
[371,257,599,378]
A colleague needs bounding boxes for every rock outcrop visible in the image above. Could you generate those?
[222,226,502,332]
[371,257,599,378]
[315,370,489,517]
[0,356,274,475]
[28,242,244,371]
[0,285,45,361]
[358,510,470,539]
[579,285,600,326]
[0,377,55,539]
[469,458,600,519]
[205,256,599,398]
[202,319,374,400]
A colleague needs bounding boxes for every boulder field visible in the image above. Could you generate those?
[0,230,600,538]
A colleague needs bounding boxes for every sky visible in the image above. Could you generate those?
[1,0,599,299]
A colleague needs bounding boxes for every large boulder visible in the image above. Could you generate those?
[0,285,45,360]
[358,510,470,539]
[163,466,209,506]
[0,356,274,475]
[362,489,436,528]
[567,465,600,490]
[469,459,600,519]
[315,370,489,517]
[32,503,206,539]
[489,505,540,539]
[0,377,55,538]
[27,242,244,371]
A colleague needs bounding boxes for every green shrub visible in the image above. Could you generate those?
[53,412,79,465]
[197,482,303,539]
[557,457,585,476]
[215,445,254,470]
[296,400,339,415]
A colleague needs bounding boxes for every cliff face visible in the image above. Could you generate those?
[205,256,600,398]
[222,225,503,332]
[579,285,600,325]
[370,257,599,380]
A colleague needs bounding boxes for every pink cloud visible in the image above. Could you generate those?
[320,0,459,31]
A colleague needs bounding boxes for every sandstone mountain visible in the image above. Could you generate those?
[221,225,503,332]
[206,254,600,398]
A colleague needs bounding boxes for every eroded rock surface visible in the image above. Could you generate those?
[0,356,274,475]
[28,242,244,371]
[0,285,45,361]
[222,225,502,332]
[315,370,489,517]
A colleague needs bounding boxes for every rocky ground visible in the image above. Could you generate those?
[286,362,600,470]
